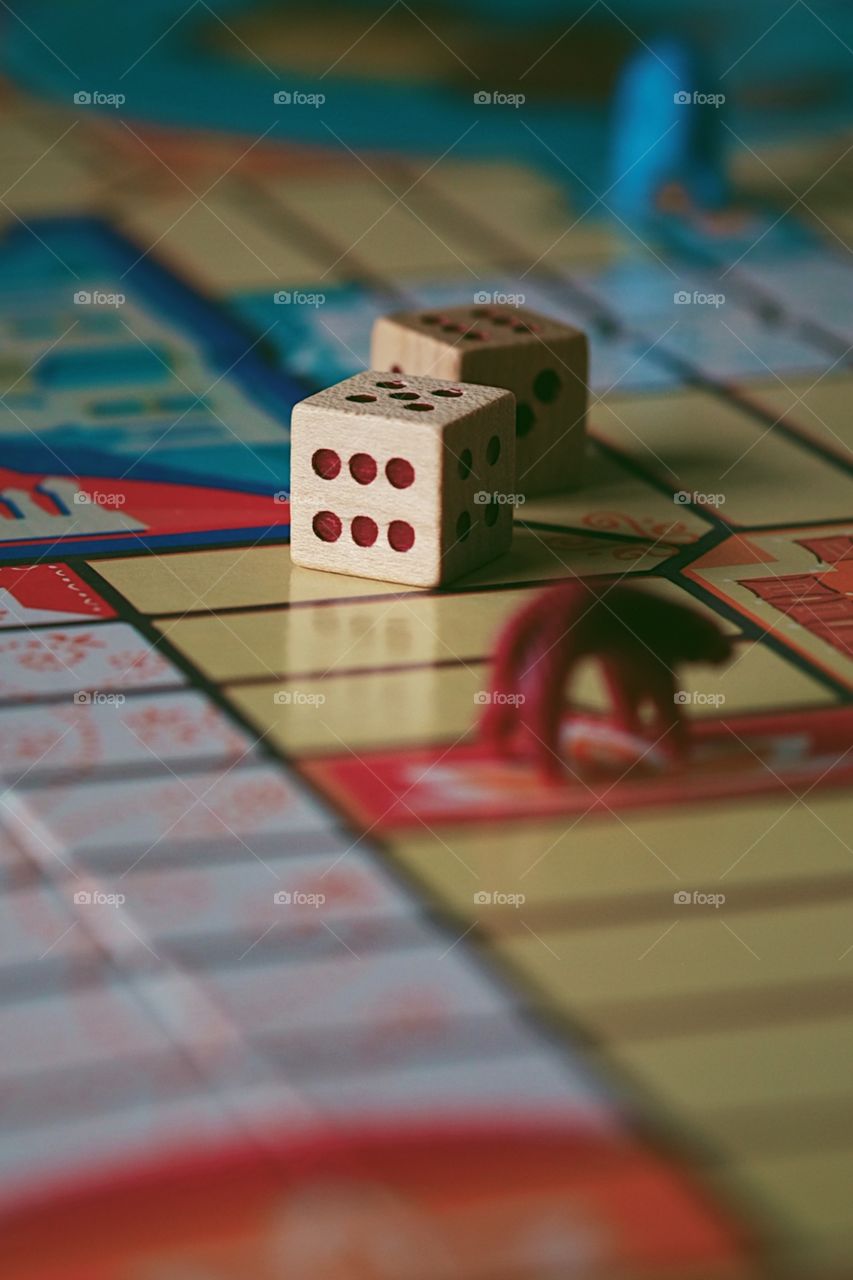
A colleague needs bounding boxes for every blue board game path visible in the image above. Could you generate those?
[0,217,306,559]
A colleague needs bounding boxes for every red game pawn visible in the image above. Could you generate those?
[480,581,732,780]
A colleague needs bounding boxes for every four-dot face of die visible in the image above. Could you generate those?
[290,371,516,588]
[371,304,588,498]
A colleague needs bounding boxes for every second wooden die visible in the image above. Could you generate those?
[371,304,588,498]
[290,372,516,588]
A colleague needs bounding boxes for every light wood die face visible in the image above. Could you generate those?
[289,372,516,588]
[371,305,588,498]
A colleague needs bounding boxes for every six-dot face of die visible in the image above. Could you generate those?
[290,372,516,588]
[371,304,588,498]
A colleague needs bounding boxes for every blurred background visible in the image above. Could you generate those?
[1,3,852,1278]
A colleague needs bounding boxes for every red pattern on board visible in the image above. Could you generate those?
[303,709,853,831]
[0,467,289,552]
[742,564,853,659]
[0,564,114,621]
[3,1125,749,1279]
[798,535,853,565]
[1,631,106,673]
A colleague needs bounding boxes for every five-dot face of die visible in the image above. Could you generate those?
[290,372,516,588]
[371,304,588,498]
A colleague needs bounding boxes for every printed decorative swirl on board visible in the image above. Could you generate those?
[582,512,695,541]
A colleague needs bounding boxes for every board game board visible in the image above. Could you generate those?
[1,3,852,1276]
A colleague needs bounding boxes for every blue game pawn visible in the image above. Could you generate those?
[609,39,729,223]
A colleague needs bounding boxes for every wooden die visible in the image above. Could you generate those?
[289,371,516,588]
[371,304,588,497]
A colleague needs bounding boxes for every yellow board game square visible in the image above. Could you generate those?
[94,546,409,614]
[593,390,853,526]
[227,664,485,755]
